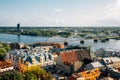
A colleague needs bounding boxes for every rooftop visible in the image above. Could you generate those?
[61,50,79,65]
[0,60,13,69]
[71,68,101,80]
[107,61,120,73]
[8,46,54,66]
[103,57,120,64]
[90,61,104,68]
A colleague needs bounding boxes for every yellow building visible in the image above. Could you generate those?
[70,68,101,80]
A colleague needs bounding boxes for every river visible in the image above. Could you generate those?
[0,34,120,51]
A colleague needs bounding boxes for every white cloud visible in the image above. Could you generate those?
[54,8,63,13]
[117,0,120,6]
[96,0,120,26]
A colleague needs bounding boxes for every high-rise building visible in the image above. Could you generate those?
[17,23,20,32]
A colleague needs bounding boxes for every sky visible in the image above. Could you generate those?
[0,0,120,26]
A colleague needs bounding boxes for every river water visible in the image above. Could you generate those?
[0,34,120,51]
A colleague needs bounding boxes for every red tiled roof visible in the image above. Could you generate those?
[0,60,13,68]
[61,50,79,65]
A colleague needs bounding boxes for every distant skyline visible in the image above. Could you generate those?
[0,0,120,26]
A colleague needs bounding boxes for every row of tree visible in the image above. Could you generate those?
[21,30,73,37]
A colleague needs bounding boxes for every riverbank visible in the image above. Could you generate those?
[0,27,120,39]
[0,34,120,51]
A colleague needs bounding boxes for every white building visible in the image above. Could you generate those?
[102,57,120,65]
[96,48,120,57]
[86,61,104,70]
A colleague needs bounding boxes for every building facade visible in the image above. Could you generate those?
[6,46,54,72]
[56,46,94,74]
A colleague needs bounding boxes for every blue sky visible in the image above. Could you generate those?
[0,0,120,26]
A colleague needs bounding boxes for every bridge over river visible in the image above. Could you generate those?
[46,35,113,45]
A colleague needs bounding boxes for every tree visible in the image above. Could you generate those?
[0,72,24,80]
[24,66,53,80]
[42,73,53,80]
[24,72,37,80]
[0,48,6,60]
[0,43,10,60]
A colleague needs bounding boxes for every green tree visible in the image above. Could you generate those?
[24,66,53,80]
[0,43,10,60]
[24,72,37,80]
[0,48,6,60]
[0,72,24,80]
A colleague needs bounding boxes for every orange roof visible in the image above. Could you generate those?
[0,60,13,68]
[71,68,101,80]
[61,50,79,65]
